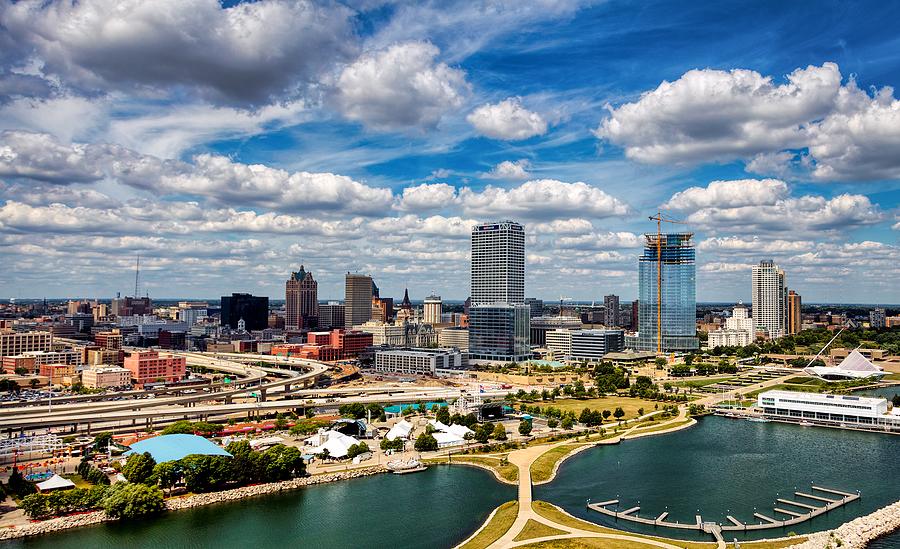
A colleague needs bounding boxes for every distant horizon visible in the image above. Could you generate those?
[2,297,897,309]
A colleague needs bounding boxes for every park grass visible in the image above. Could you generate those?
[460,501,519,549]
[545,396,660,419]
[512,519,567,542]
[450,455,519,483]
[745,383,822,398]
[529,502,806,549]
[672,377,735,389]
[531,444,586,483]
[883,373,900,381]
[63,473,92,489]
[626,418,693,436]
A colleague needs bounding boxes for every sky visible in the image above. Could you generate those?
[0,0,898,303]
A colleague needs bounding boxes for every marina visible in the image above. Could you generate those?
[587,485,860,542]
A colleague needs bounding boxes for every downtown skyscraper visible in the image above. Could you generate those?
[344,273,373,328]
[468,221,530,362]
[752,260,787,339]
[285,265,318,331]
[635,233,698,352]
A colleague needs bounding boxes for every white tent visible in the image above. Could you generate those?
[432,431,466,448]
[385,420,413,441]
[428,419,451,432]
[446,424,474,438]
[36,474,75,492]
[307,430,360,459]
[804,350,886,381]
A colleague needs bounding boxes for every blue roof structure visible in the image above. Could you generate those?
[384,402,448,414]
[125,434,232,463]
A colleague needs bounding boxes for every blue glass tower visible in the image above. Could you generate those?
[636,233,698,352]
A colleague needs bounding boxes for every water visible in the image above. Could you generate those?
[870,530,900,548]
[537,415,900,541]
[2,466,514,549]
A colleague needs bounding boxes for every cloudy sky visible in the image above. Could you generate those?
[0,0,898,303]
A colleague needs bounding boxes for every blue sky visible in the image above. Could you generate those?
[0,0,898,303]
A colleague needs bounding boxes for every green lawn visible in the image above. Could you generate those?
[545,396,661,419]
[531,445,583,483]
[449,455,519,482]
[513,519,567,542]
[673,377,735,389]
[460,501,519,549]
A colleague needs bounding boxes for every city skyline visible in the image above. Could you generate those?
[0,2,899,303]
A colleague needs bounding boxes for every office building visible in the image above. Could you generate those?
[788,291,803,334]
[530,315,582,347]
[870,308,886,329]
[319,302,345,330]
[375,348,467,377]
[469,221,531,362]
[636,233,698,352]
[0,330,52,357]
[345,273,373,328]
[220,293,269,331]
[178,307,208,327]
[471,221,525,305]
[424,294,442,325]
[468,304,530,362]
[111,296,152,317]
[438,327,469,350]
[372,296,394,323]
[82,366,131,389]
[40,363,76,386]
[123,350,186,386]
[546,329,624,362]
[66,313,94,333]
[603,294,620,327]
[631,300,639,330]
[525,298,544,317]
[752,260,787,339]
[286,265,318,330]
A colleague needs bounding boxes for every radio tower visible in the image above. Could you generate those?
[134,255,141,298]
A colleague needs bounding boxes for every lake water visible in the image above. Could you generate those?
[536,415,900,541]
[2,466,515,549]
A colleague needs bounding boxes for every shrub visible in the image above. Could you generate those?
[102,483,165,519]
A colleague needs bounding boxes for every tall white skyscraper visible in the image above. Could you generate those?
[423,294,442,325]
[470,221,525,306]
[469,221,530,362]
[752,260,786,339]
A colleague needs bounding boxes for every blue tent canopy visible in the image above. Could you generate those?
[125,434,232,463]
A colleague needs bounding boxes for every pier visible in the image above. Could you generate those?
[587,485,860,541]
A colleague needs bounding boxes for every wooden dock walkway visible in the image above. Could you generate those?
[586,485,860,541]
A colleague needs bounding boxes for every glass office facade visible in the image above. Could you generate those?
[636,233,698,352]
[468,304,531,362]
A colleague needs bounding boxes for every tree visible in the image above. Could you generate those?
[414,432,438,452]
[637,408,644,417]
[417,402,427,414]
[381,437,404,451]
[152,461,181,491]
[338,402,366,419]
[21,493,48,519]
[561,416,574,430]
[518,420,533,436]
[474,424,491,443]
[578,408,593,425]
[93,432,113,452]
[261,445,306,480]
[655,357,667,368]
[547,418,559,429]
[179,455,231,493]
[346,442,370,459]
[492,423,508,441]
[7,468,35,497]
[435,406,451,425]
[613,407,625,421]
[102,483,165,519]
[161,420,195,435]
[122,452,157,484]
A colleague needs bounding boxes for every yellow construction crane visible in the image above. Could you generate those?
[648,211,687,355]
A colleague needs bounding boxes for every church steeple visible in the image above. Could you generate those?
[401,288,412,309]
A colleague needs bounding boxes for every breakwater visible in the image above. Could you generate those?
[0,466,387,541]
[786,500,900,549]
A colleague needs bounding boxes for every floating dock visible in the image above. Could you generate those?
[587,485,860,541]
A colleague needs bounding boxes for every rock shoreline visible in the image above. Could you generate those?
[0,466,387,541]
[787,500,900,549]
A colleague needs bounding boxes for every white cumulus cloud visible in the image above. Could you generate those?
[467,97,548,140]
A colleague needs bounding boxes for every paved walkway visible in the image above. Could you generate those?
[484,409,694,549]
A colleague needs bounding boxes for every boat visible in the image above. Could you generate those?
[799,421,813,427]
[386,458,426,474]
[747,417,770,423]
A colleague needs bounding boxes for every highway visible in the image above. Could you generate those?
[0,351,508,435]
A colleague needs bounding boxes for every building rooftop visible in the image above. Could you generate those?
[125,434,232,463]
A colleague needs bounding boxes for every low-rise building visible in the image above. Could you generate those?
[82,366,131,389]
[0,330,52,357]
[375,348,467,377]
[39,363,76,386]
[438,327,469,350]
[546,329,624,363]
[758,390,900,431]
[123,350,186,386]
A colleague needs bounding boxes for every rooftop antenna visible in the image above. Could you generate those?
[134,255,141,298]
